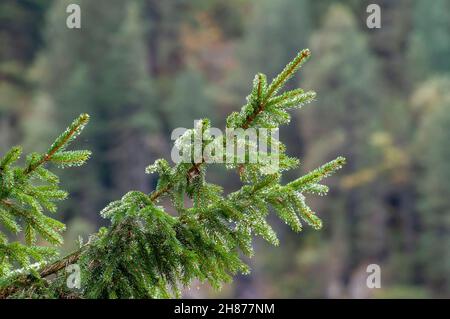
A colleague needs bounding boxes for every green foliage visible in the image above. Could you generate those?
[302,4,381,146]
[415,86,450,295]
[1,0,449,300]
[0,114,90,277]
[85,56,344,296]
[410,0,450,75]
[1,49,344,298]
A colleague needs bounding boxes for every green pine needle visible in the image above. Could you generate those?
[0,50,345,299]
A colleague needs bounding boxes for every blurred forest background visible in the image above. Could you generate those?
[1,0,449,298]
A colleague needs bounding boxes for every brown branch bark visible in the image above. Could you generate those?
[0,247,86,299]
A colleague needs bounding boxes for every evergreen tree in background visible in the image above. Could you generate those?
[237,0,311,80]
[35,0,159,217]
[226,0,313,297]
[163,68,212,128]
[0,0,52,150]
[33,0,215,219]
[143,0,217,128]
[410,0,450,76]
[300,4,383,297]
[0,49,345,298]
[415,78,450,295]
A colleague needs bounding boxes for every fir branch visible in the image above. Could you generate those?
[24,114,90,175]
[242,73,267,129]
[0,147,22,171]
[287,156,346,190]
[0,49,345,299]
[0,114,92,292]
[265,49,311,101]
